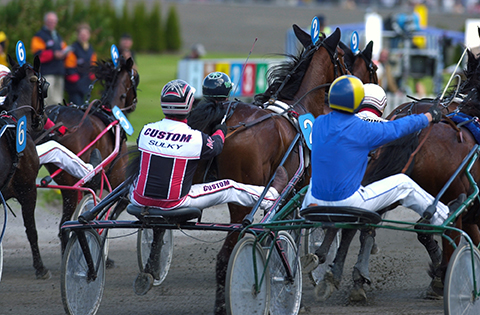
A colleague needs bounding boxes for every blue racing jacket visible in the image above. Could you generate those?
[311,111,429,201]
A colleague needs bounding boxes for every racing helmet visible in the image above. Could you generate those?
[361,83,387,115]
[160,79,196,116]
[202,72,233,100]
[0,65,10,105]
[328,75,364,114]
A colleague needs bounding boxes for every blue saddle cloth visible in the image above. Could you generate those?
[447,112,480,144]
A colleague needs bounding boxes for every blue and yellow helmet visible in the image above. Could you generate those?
[328,75,365,114]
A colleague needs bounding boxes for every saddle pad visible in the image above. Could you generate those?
[447,112,480,144]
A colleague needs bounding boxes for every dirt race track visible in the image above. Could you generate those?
[0,197,446,315]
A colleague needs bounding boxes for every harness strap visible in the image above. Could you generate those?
[401,124,433,174]
[34,122,66,144]
[225,112,281,140]
[68,99,100,134]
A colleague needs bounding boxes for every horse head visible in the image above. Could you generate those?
[94,56,139,114]
[291,25,345,116]
[2,55,46,132]
[340,40,378,84]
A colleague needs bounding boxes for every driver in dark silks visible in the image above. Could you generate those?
[300,75,466,302]
[129,79,287,292]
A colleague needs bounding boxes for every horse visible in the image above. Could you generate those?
[0,55,50,278]
[187,25,351,314]
[317,48,480,302]
[340,40,378,86]
[38,56,139,250]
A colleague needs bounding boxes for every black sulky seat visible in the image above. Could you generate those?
[300,205,382,224]
[127,204,202,224]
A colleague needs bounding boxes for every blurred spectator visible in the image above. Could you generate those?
[118,33,136,67]
[0,32,8,67]
[316,15,331,36]
[31,11,69,105]
[65,23,97,105]
[378,49,400,94]
[184,43,206,60]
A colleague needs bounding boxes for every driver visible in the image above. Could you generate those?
[301,75,466,300]
[129,79,287,212]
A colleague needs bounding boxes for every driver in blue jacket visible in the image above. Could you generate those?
[301,75,466,300]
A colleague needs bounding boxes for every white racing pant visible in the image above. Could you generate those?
[302,173,449,225]
[183,179,279,210]
[36,140,93,180]
[130,178,279,211]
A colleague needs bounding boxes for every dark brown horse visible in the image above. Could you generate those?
[0,56,49,278]
[39,56,139,249]
[188,25,349,314]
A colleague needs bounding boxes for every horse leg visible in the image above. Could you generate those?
[415,222,444,298]
[19,190,50,279]
[144,228,165,282]
[59,190,79,253]
[350,227,376,302]
[315,227,339,264]
[315,228,357,301]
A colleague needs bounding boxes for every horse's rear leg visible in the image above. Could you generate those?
[59,190,79,253]
[350,227,376,302]
[20,194,50,279]
[315,227,339,264]
[315,228,357,301]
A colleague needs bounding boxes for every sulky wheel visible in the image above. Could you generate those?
[61,229,105,315]
[267,231,302,315]
[444,240,480,315]
[226,235,270,315]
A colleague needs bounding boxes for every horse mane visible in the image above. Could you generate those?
[1,63,29,112]
[93,56,127,85]
[254,49,313,104]
[187,99,226,133]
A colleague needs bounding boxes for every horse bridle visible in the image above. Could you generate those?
[357,51,378,84]
[0,65,47,130]
[101,66,138,113]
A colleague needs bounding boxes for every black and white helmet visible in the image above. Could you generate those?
[202,72,233,100]
[160,79,196,115]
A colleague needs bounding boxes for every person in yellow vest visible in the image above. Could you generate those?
[0,32,8,67]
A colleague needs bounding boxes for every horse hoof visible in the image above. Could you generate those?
[349,287,367,302]
[36,269,51,280]
[425,277,443,300]
[301,253,319,274]
[314,271,337,301]
[106,257,115,269]
[133,272,153,296]
[371,243,380,255]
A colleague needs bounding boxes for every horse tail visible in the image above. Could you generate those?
[188,99,226,133]
[362,132,419,186]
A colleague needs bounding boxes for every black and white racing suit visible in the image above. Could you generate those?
[130,118,279,210]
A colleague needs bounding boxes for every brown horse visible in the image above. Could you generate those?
[188,25,349,314]
[38,56,139,249]
[0,56,50,278]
